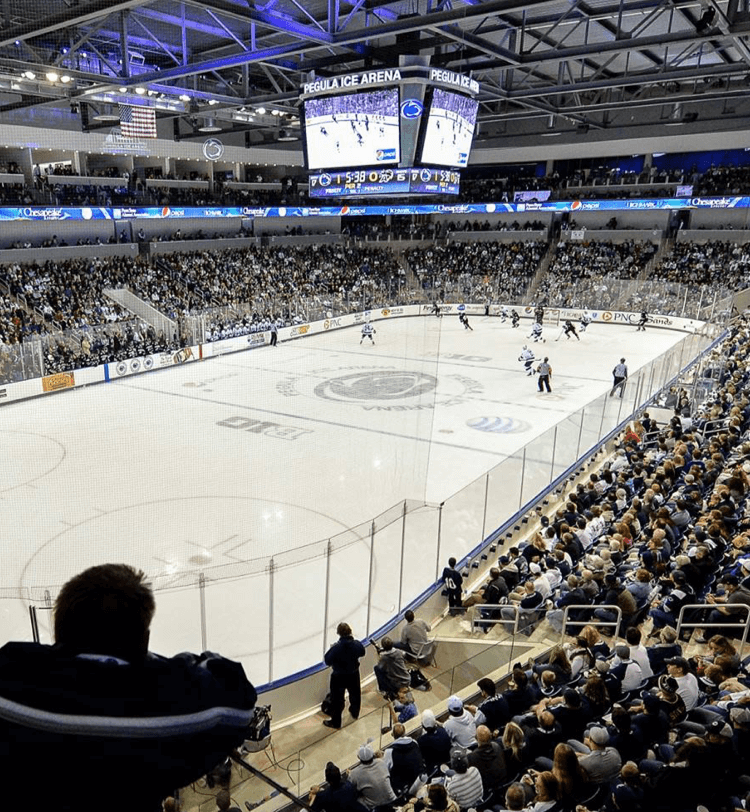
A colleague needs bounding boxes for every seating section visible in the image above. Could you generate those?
[404,241,545,302]
[536,239,657,308]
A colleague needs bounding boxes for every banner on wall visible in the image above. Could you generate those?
[108,346,199,378]
[42,372,75,392]
[0,195,745,223]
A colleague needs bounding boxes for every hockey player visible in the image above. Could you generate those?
[518,345,535,376]
[579,313,591,333]
[534,304,545,324]
[637,311,648,331]
[511,309,520,328]
[459,313,473,331]
[499,306,509,323]
[528,321,545,343]
[431,302,442,318]
[561,320,580,341]
[360,322,376,345]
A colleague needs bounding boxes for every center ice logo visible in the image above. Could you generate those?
[315,371,438,402]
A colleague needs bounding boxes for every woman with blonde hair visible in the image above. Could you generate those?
[578,624,610,658]
[502,721,529,775]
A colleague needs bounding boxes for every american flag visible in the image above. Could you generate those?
[119,104,157,138]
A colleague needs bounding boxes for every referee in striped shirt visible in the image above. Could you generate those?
[610,358,628,397]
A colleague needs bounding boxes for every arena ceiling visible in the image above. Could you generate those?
[0,0,749,153]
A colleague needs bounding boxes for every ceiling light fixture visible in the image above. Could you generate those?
[46,71,59,82]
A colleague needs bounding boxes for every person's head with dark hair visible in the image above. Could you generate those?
[324,762,342,788]
[611,705,632,733]
[337,622,352,638]
[451,751,469,774]
[381,637,394,651]
[510,668,528,689]
[404,610,415,623]
[448,557,457,568]
[625,627,642,646]
[54,563,155,663]
[426,784,449,810]
[477,677,496,697]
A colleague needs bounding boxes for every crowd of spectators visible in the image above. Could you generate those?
[404,241,545,303]
[650,240,750,289]
[0,243,403,380]
[300,317,750,812]
[536,239,657,308]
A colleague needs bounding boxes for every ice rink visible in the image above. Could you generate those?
[0,314,686,683]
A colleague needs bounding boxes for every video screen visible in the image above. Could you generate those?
[419,89,478,168]
[304,89,400,171]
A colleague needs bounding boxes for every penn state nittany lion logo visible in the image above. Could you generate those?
[314,371,438,402]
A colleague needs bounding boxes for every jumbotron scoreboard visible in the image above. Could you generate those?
[300,65,479,198]
[308,166,461,198]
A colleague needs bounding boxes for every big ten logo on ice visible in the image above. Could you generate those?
[216,415,313,441]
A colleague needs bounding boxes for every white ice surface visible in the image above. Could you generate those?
[0,316,684,683]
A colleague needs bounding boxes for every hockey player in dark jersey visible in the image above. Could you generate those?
[561,320,580,341]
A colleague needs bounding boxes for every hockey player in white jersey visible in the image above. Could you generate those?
[579,313,591,332]
[528,321,545,343]
[518,345,536,376]
[499,305,509,323]
[360,322,376,345]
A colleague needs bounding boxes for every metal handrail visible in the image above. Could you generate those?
[700,418,727,439]
[560,604,623,642]
[469,601,543,635]
[676,602,750,658]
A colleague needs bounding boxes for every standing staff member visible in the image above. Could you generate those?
[610,358,628,398]
[323,622,366,729]
[537,357,552,393]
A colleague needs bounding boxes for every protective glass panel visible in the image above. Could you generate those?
[401,503,441,600]
[149,581,204,660]
[326,521,373,644]
[270,545,328,683]
[440,475,489,564]
[520,431,553,506]
[578,396,606,458]
[552,412,583,480]
[485,453,525,537]
[367,509,408,638]
[203,569,271,685]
